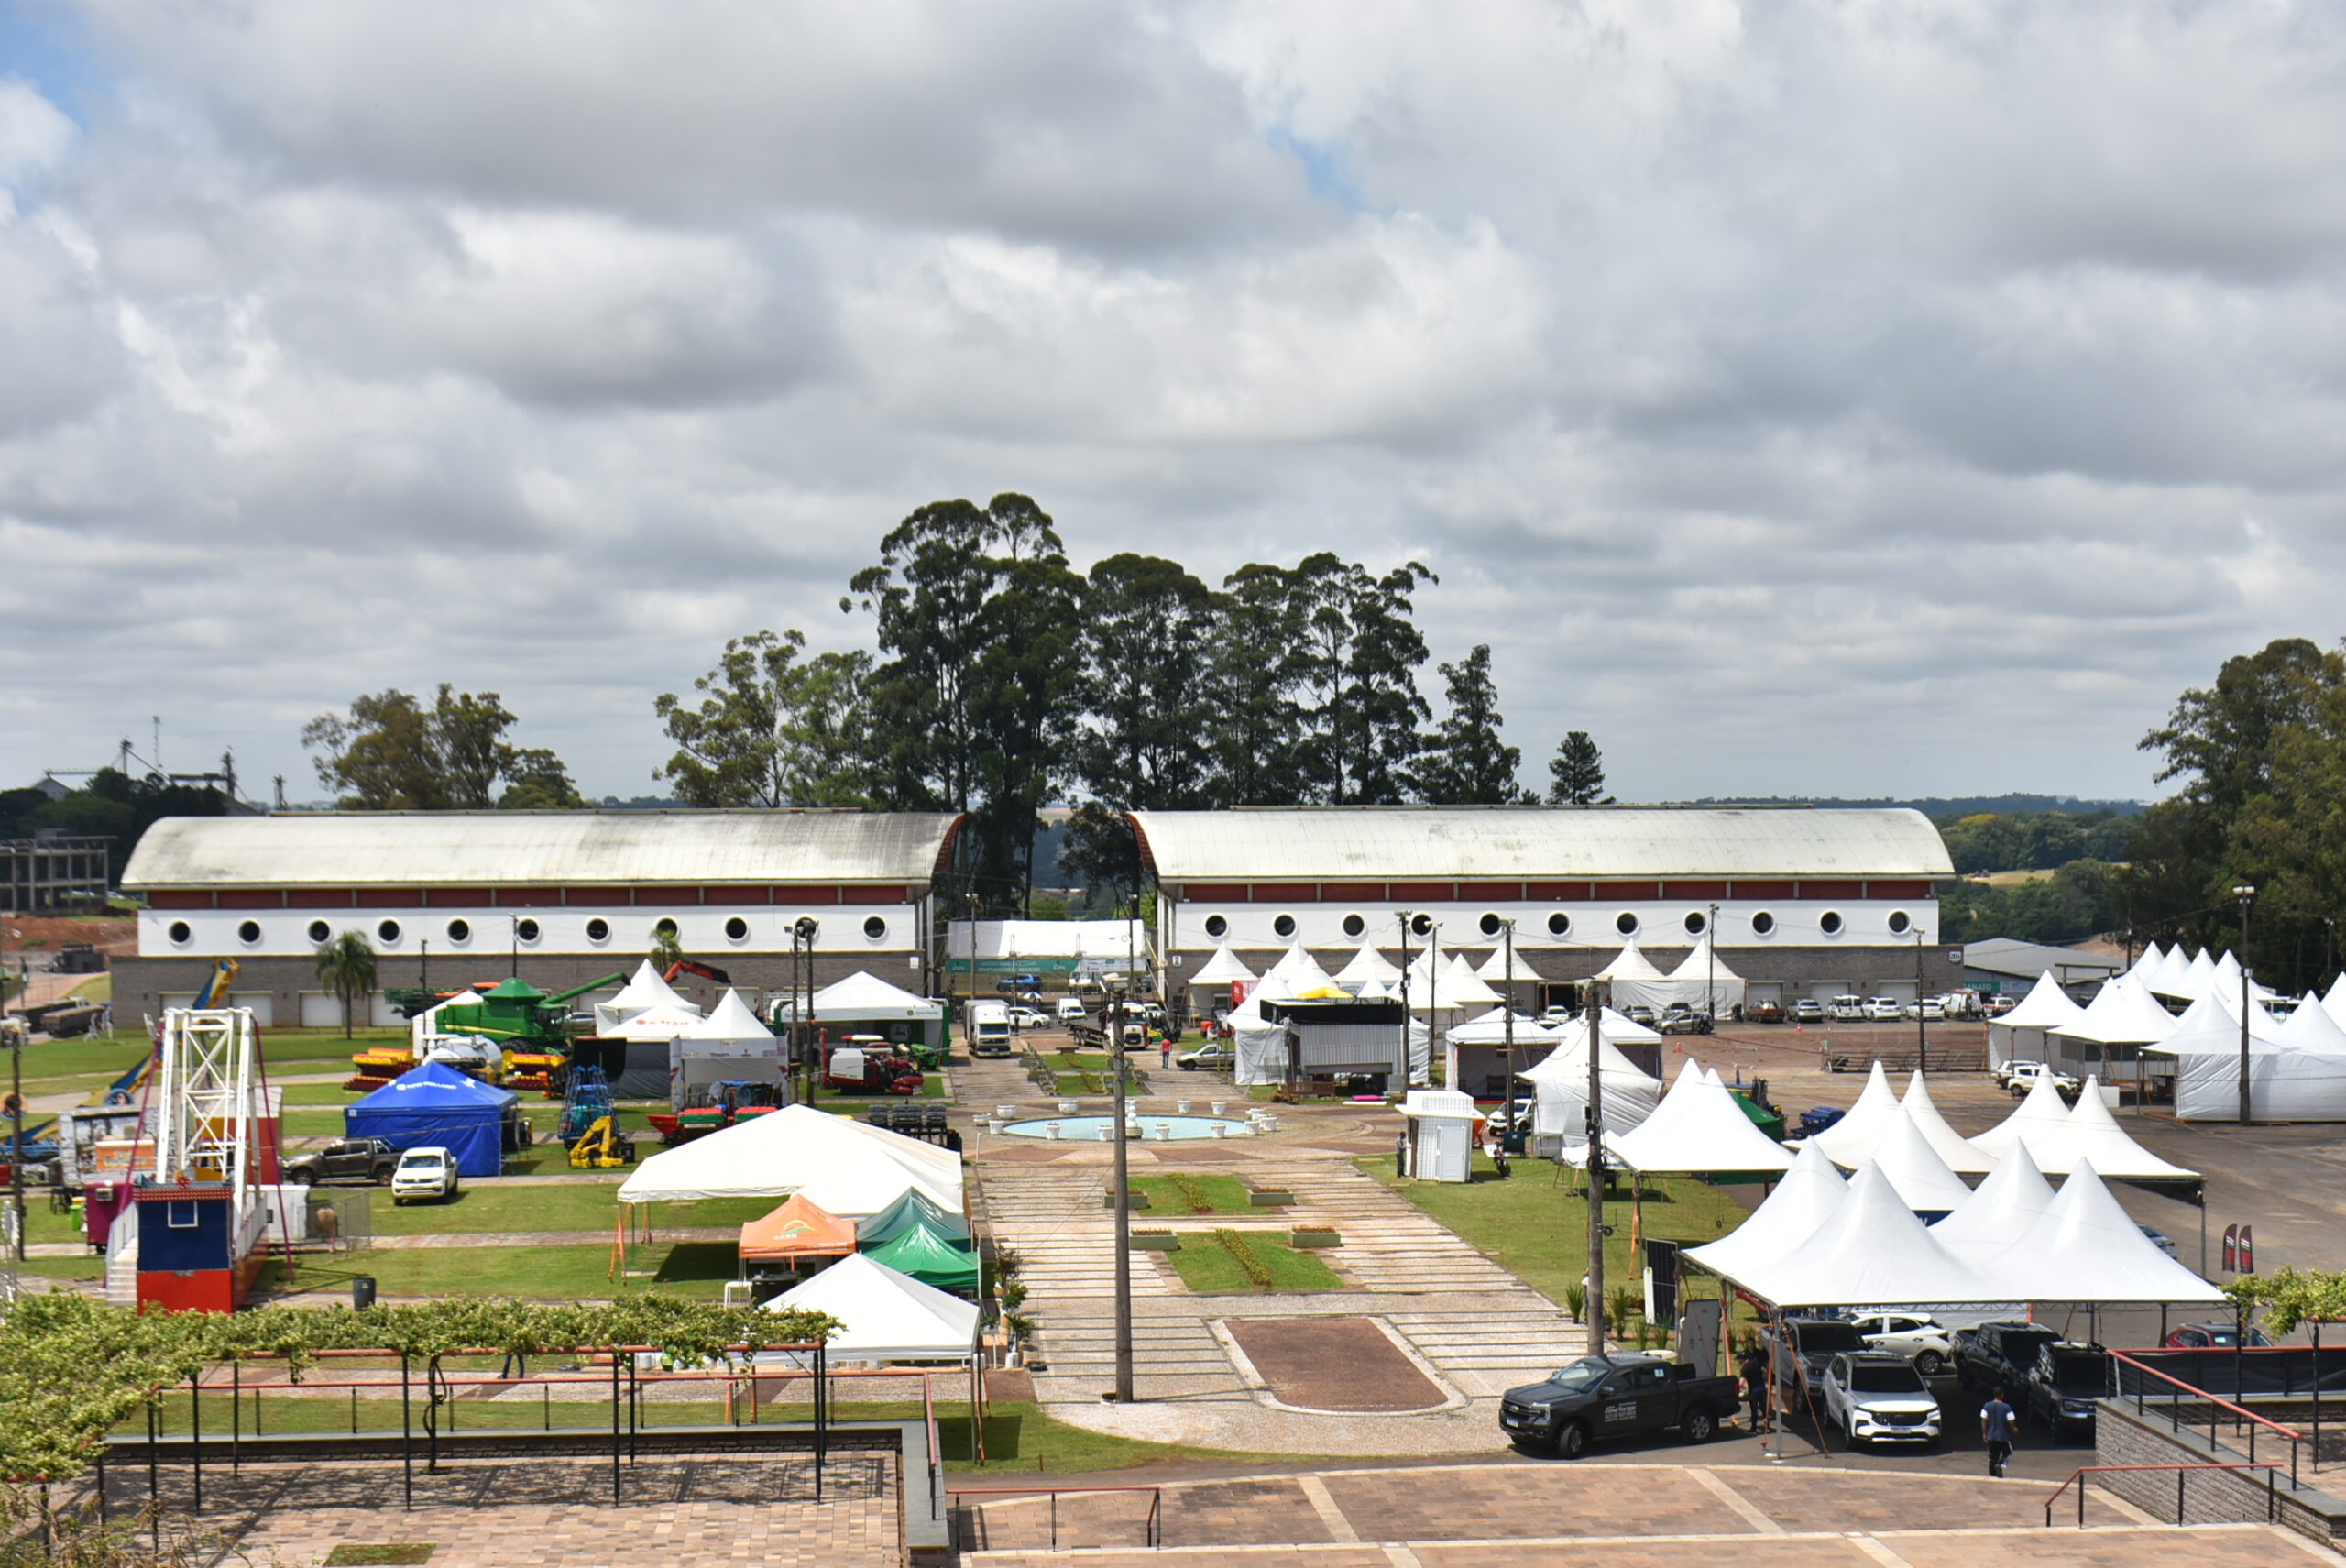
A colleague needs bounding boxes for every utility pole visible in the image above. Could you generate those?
[1112,948,1135,1402]
[1500,919,1516,1121]
[1396,912,1414,1085]
[2236,887,2256,1124]
[1913,930,1927,1074]
[1705,903,1718,1033]
[1584,976,1606,1355]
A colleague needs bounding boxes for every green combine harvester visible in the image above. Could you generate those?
[353,972,626,1093]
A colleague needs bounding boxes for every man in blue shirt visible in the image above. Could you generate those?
[1981,1387,2017,1477]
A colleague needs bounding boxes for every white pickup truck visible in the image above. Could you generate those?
[1994,1059,2081,1099]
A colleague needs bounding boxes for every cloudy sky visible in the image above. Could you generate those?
[4,0,2342,807]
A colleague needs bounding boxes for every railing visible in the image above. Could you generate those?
[948,1484,1163,1552]
[2107,1349,2308,1490]
[2045,1464,2282,1528]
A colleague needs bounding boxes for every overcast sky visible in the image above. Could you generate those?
[4,1,2342,808]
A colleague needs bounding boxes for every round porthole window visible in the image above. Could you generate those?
[653,917,679,940]
[236,919,262,944]
[1888,910,1912,935]
[586,917,610,943]
[1479,912,1503,938]
[377,920,401,943]
[1272,914,1297,938]
[446,918,471,943]
[1684,912,1706,935]
[308,920,331,943]
[169,920,192,945]
[517,918,540,942]
[1203,914,1228,939]
[1409,914,1433,938]
[862,915,887,940]
[726,916,751,941]
[1616,912,1639,937]
[1548,912,1571,937]
[1751,912,1776,936]
[1821,911,1845,936]
[1342,913,1365,938]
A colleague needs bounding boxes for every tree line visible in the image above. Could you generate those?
[299,494,1606,911]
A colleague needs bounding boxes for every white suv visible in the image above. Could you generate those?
[390,1146,460,1205]
[1821,1352,1942,1449]
[1848,1311,1956,1376]
[1864,997,1904,1022]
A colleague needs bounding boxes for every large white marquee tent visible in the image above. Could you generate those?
[618,1103,963,1218]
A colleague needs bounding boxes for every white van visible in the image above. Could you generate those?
[1056,996,1088,1027]
[968,999,1014,1058]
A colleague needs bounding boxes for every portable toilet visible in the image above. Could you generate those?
[1399,1088,1477,1182]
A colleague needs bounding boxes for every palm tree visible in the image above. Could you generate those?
[650,920,686,975]
[313,930,378,1039]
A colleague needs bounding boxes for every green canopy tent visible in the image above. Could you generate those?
[857,1186,972,1248]
[862,1218,980,1295]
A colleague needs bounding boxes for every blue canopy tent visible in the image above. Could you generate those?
[345,1059,517,1177]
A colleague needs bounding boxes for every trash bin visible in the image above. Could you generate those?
[353,1276,377,1310]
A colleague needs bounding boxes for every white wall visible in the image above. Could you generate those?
[1168,898,1939,954]
[140,902,922,960]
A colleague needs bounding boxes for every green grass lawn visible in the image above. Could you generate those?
[16,1255,104,1281]
[253,1240,737,1302]
[1356,1152,1749,1313]
[368,1184,773,1237]
[116,1392,1321,1473]
[1127,1173,1252,1215]
[1165,1230,1343,1293]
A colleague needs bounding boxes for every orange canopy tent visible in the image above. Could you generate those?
[738,1194,857,1264]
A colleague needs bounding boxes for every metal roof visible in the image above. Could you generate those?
[1127,806,1952,881]
[1959,937,2124,980]
[123,810,963,888]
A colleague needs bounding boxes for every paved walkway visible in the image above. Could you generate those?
[954,1459,2346,1566]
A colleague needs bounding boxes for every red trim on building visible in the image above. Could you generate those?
[633,886,704,905]
[214,891,283,909]
[1318,882,1385,901]
[1386,882,1454,901]
[1593,882,1660,900]
[1455,882,1526,901]
[840,884,908,905]
[1524,881,1593,901]
[1661,881,1730,901]
[1728,881,1798,900]
[1182,884,1249,902]
[1798,880,1866,899]
[1247,883,1319,903]
[355,888,425,907]
[784,885,842,905]
[423,888,494,907]
[1864,880,1935,900]
[700,887,773,905]
[559,887,630,905]
[492,887,564,907]
[285,889,354,909]
[147,891,212,910]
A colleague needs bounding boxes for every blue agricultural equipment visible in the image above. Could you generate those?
[559,1064,615,1144]
[1797,1105,1847,1139]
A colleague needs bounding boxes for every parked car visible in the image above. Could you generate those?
[1829,996,1868,1023]
[389,1146,460,1205]
[1176,1040,1235,1073]
[1984,994,2020,1016]
[1821,1352,1944,1449]
[1621,1004,1660,1026]
[1540,1005,1576,1025]
[1864,997,1904,1022]
[1849,1311,1956,1376]
[2165,1322,2271,1349]
[1905,999,1947,1023]
[1998,1061,2081,1100]
[2139,1224,2178,1259]
[1746,1000,1786,1024]
[1498,1353,1742,1458]
[1658,1006,1713,1036]
[1763,1317,1873,1390]
[1791,999,1826,1024]
[1006,1006,1048,1031]
[1482,1096,1538,1134]
[281,1138,399,1188]
[2023,1342,2111,1441]
[993,974,1043,997]
[1056,997,1089,1026]
[1953,1321,2061,1394]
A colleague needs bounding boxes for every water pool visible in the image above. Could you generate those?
[998,1114,1256,1141]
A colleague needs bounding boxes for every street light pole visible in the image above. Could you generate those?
[1500,919,1517,1120]
[2235,887,2256,1124]
[1112,949,1134,1402]
[1584,976,1606,1355]
[1397,912,1415,1085]
[1914,931,1927,1075]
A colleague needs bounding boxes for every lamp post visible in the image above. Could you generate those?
[1705,903,1718,1032]
[1913,930,1927,1075]
[1111,912,1135,1402]
[1584,975,1606,1355]
[2235,887,2256,1125]
[1396,912,1415,1082]
[1499,919,1517,1122]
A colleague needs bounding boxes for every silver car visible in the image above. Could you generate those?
[1821,1352,1942,1449]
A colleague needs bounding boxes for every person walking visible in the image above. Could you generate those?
[1738,1340,1772,1434]
[1982,1387,2017,1477]
[1159,1032,1173,1069]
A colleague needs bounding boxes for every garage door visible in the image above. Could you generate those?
[369,992,404,1027]
[1745,981,1783,1007]
[1875,981,1919,1005]
[299,992,344,1028]
[1808,981,1847,1003]
[225,992,275,1025]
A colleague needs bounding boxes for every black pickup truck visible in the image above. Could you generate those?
[2022,1341,2111,1441]
[280,1138,399,1187]
[1499,1353,1742,1459]
[1953,1321,2060,1394]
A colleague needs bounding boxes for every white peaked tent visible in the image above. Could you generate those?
[1271,945,1340,992]
[597,959,699,1033]
[1517,1031,1663,1136]
[2324,975,2346,1031]
[1594,940,1672,1010]
[618,1103,962,1217]
[1929,1140,2059,1263]
[1683,1142,1847,1285]
[1591,1006,1664,1044]
[2047,975,2176,1084]
[1570,1058,1794,1175]
[2128,940,2165,981]
[1449,1006,1555,1042]
[1805,1062,1902,1165]
[2213,950,2245,996]
[1662,935,1747,1015]
[1987,972,2087,1069]
[1969,1071,2077,1163]
[2035,1077,2199,1180]
[764,1253,981,1364]
[1354,978,1392,1002]
[601,1002,707,1041]
[2181,948,2220,1001]
[1189,943,1257,988]
[1988,1160,2223,1303]
[1725,1164,1981,1309]
[409,988,487,1049]
[1440,955,1505,1007]
[668,988,784,1109]
[1865,1107,1977,1216]
[1474,939,1534,987]
[2279,995,2346,1052]
[2145,992,2346,1122]
[1895,1072,1997,1176]
[1333,944,1400,987]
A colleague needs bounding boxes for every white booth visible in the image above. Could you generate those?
[1399,1088,1478,1182]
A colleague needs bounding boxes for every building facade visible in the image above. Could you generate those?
[1132,806,1962,1010]
[118,810,963,1026]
